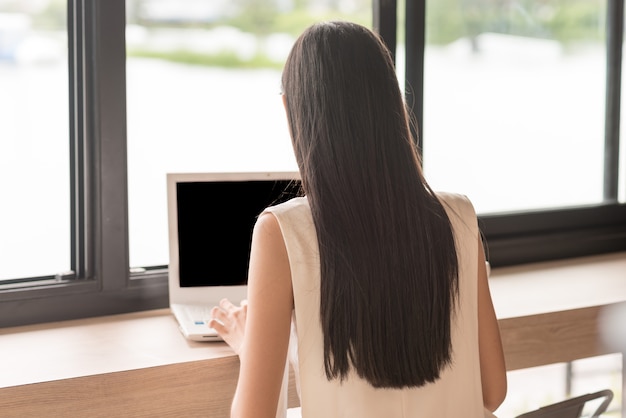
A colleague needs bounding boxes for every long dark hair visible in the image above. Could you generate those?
[281,21,459,389]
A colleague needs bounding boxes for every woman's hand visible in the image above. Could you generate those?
[209,298,248,355]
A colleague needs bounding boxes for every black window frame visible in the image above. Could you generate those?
[0,0,624,328]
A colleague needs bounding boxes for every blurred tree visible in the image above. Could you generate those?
[231,0,280,35]
[427,0,603,47]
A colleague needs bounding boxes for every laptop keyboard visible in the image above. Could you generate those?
[171,303,216,325]
[185,305,215,324]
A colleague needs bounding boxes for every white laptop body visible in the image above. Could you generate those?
[167,171,301,341]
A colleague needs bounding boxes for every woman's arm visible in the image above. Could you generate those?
[477,237,507,412]
[210,213,294,418]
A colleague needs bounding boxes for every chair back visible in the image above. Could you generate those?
[515,389,613,418]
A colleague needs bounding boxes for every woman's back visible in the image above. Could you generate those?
[265,192,485,417]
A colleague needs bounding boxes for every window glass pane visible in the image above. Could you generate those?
[0,0,69,281]
[126,0,372,268]
[423,0,607,214]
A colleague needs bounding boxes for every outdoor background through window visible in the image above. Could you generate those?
[0,0,68,281]
[126,0,371,268]
[422,0,611,214]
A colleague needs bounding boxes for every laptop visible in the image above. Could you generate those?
[167,171,301,341]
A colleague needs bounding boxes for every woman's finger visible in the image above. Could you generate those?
[208,317,226,333]
[210,305,226,319]
[219,298,236,312]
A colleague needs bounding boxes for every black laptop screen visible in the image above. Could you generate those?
[176,179,301,287]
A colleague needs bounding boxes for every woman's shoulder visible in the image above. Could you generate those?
[262,196,315,240]
[263,196,311,224]
[435,192,475,215]
[435,191,471,205]
[435,192,478,236]
[265,196,309,214]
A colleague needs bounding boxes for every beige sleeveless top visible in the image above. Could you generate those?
[264,193,486,418]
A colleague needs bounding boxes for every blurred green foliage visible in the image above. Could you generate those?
[125,0,604,68]
[127,0,371,68]
[427,0,605,45]
[127,48,285,69]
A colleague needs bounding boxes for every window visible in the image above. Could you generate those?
[1,0,624,328]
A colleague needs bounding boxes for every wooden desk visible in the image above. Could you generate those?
[1,252,624,417]
[489,252,626,371]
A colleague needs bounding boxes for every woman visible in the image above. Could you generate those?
[210,21,507,418]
